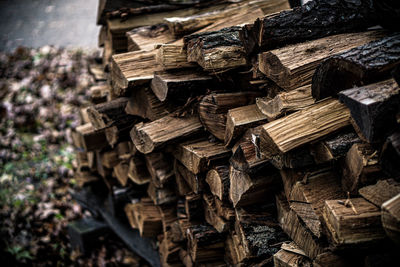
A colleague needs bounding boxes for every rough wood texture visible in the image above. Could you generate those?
[147,182,177,205]
[258,31,385,90]
[273,249,312,267]
[156,43,196,70]
[174,160,204,194]
[175,162,193,196]
[126,24,174,52]
[205,165,229,202]
[229,165,281,207]
[381,193,400,245]
[312,33,400,100]
[104,115,139,147]
[187,224,225,262]
[145,152,174,188]
[128,155,151,185]
[184,26,247,71]
[113,161,129,186]
[241,0,375,55]
[90,84,109,104]
[276,193,326,259]
[185,193,204,222]
[289,168,345,238]
[87,97,129,130]
[224,104,268,147]
[111,50,162,96]
[260,98,351,156]
[203,194,228,233]
[131,198,163,237]
[341,143,382,195]
[173,139,231,174]
[338,79,400,142]
[359,179,400,207]
[151,69,212,103]
[256,85,315,121]
[381,131,400,178]
[199,91,262,140]
[323,198,386,247]
[74,123,108,151]
[130,115,204,154]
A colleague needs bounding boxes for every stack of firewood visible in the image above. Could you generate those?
[73,0,400,266]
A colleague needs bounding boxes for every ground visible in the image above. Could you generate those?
[0,47,140,266]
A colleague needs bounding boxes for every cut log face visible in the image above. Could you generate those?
[174,160,204,194]
[381,193,400,245]
[323,198,386,247]
[126,23,174,52]
[256,85,315,121]
[381,131,400,178]
[184,26,247,71]
[74,123,108,151]
[111,50,162,96]
[273,249,312,267]
[260,98,351,156]
[202,194,228,233]
[224,104,268,147]
[341,143,382,195]
[145,152,174,188]
[104,115,139,147]
[338,79,400,142]
[199,91,262,140]
[155,43,196,70]
[113,161,129,186]
[173,138,231,174]
[241,0,375,55]
[312,33,400,100]
[258,31,385,90]
[130,115,204,154]
[127,155,151,185]
[229,165,281,207]
[359,179,400,207]
[131,198,163,237]
[151,69,213,103]
[205,165,230,202]
[147,181,177,205]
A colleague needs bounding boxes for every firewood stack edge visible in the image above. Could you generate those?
[73,0,400,266]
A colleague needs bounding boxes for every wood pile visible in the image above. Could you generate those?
[73,0,400,266]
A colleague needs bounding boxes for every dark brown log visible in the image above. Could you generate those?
[185,193,204,221]
[203,193,228,233]
[130,115,204,154]
[147,181,177,206]
[174,160,204,194]
[174,160,193,196]
[113,161,129,186]
[87,97,130,130]
[104,115,139,147]
[89,84,109,104]
[151,69,212,103]
[131,198,163,237]
[101,150,120,169]
[341,143,383,195]
[125,86,176,121]
[214,197,235,221]
[127,155,151,185]
[313,252,363,267]
[359,179,400,207]
[323,198,386,248]
[381,193,400,245]
[145,152,174,188]
[172,138,231,174]
[73,123,108,151]
[381,131,400,178]
[312,34,400,100]
[229,164,281,207]
[240,0,375,56]
[205,165,230,202]
[159,236,182,266]
[273,248,312,267]
[198,91,262,140]
[116,141,136,160]
[126,23,174,52]
[339,79,400,142]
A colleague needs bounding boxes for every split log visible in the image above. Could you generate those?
[229,165,281,207]
[173,138,231,174]
[230,126,270,172]
[174,160,193,196]
[276,193,326,259]
[359,179,400,207]
[381,193,400,245]
[312,33,400,100]
[214,197,235,221]
[256,85,315,121]
[184,26,247,71]
[203,193,228,233]
[128,155,151,185]
[89,84,109,104]
[323,198,386,247]
[259,98,351,157]
[341,143,382,195]
[205,165,229,202]
[273,249,312,267]
[116,141,135,160]
[185,193,204,221]
[147,181,177,205]
[240,0,375,55]
[258,31,385,90]
[381,131,400,178]
[111,50,162,96]
[97,0,144,25]
[151,69,212,103]
[101,150,120,169]
[87,97,130,130]
[186,224,225,262]
[338,79,400,142]
[174,160,204,194]
[124,203,138,229]
[133,198,163,237]
[224,104,268,147]
[113,161,129,186]
[126,24,174,52]
[156,43,196,70]
[288,168,345,238]
[199,91,262,140]
[74,123,108,151]
[130,115,204,154]
[159,237,182,266]
[145,152,174,188]
[125,87,176,121]
[104,115,139,147]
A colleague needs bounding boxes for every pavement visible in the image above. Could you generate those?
[0,0,100,52]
